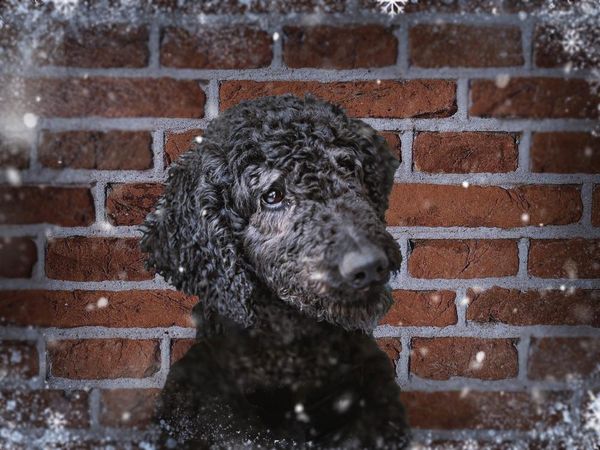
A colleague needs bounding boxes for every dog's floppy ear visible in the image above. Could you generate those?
[348,119,400,218]
[141,141,255,326]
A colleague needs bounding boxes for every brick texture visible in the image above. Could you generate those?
[5,77,205,118]
[220,80,457,118]
[283,25,397,69]
[408,239,518,279]
[401,390,567,430]
[46,237,153,281]
[528,337,600,381]
[413,132,518,173]
[410,337,518,380]
[161,26,272,69]
[106,183,164,226]
[39,24,149,68]
[531,132,600,174]
[0,290,196,328]
[164,129,203,166]
[376,338,401,369]
[0,186,95,226]
[387,184,581,227]
[467,287,600,327]
[409,24,523,68]
[528,239,600,278]
[0,340,39,379]
[0,390,90,428]
[39,131,153,170]
[470,78,599,119]
[381,290,457,327]
[48,339,160,379]
[170,339,195,366]
[0,237,37,278]
[100,389,160,428]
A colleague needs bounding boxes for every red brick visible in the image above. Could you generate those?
[170,339,195,365]
[467,287,600,327]
[0,340,38,379]
[161,0,346,14]
[376,338,401,370]
[401,390,568,430]
[248,0,345,13]
[531,132,600,174]
[534,25,596,69]
[46,237,153,281]
[0,290,196,328]
[386,184,581,227]
[0,136,29,169]
[528,239,600,279]
[100,389,160,428]
[410,337,518,380]
[528,337,600,381]
[409,24,523,68]
[413,132,518,173]
[0,237,37,278]
[39,25,149,68]
[106,183,164,226]
[408,239,518,279]
[380,131,401,159]
[0,390,89,428]
[283,25,396,69]
[48,339,160,379]
[381,290,457,327]
[161,25,272,69]
[220,80,457,118]
[165,129,203,166]
[39,131,153,170]
[0,186,94,226]
[470,78,598,119]
[3,77,205,118]
[594,186,600,227]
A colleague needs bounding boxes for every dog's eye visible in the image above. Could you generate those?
[335,155,356,172]
[262,189,285,206]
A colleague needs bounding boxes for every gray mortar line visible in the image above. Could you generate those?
[516,130,531,173]
[151,129,165,176]
[517,238,530,279]
[148,21,161,69]
[399,131,413,174]
[205,79,220,119]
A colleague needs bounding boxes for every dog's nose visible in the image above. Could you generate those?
[339,245,389,289]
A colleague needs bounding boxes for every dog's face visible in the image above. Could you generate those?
[141,95,400,331]
[236,137,401,330]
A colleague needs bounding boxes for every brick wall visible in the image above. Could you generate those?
[0,1,599,448]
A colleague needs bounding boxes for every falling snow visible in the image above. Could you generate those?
[376,0,410,16]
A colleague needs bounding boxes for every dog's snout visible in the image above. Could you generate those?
[339,245,389,289]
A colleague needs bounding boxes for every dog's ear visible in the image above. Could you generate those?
[141,142,255,326]
[349,120,400,217]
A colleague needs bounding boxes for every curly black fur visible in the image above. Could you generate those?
[141,94,410,449]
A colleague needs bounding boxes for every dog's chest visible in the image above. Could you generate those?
[226,331,356,391]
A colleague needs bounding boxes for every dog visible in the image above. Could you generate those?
[141,94,410,449]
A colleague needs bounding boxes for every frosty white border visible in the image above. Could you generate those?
[0,6,599,446]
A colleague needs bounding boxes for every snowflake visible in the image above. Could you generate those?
[376,0,409,16]
[562,29,583,55]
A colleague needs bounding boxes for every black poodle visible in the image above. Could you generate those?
[141,94,410,449]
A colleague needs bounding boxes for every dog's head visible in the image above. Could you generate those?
[141,94,401,331]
